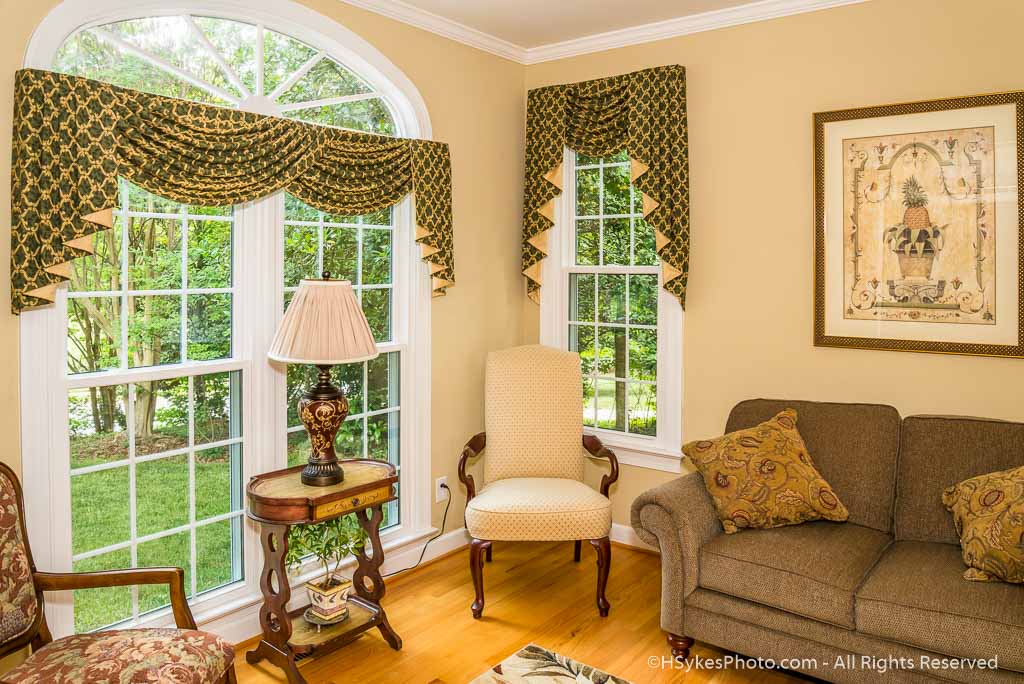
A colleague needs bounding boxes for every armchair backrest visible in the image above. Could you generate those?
[0,462,42,657]
[484,345,584,483]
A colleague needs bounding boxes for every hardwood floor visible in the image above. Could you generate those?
[235,541,803,683]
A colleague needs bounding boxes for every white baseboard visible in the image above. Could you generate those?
[611,522,657,552]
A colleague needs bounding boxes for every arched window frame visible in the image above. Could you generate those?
[20,0,434,641]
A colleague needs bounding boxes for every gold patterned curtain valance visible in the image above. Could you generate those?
[10,68,454,313]
[522,65,690,306]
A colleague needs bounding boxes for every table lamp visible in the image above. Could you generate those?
[268,276,379,486]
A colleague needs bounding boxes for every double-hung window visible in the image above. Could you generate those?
[21,8,430,638]
[540,148,682,470]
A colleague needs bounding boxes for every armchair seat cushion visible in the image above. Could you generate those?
[465,478,611,542]
[700,521,891,628]
[5,628,234,683]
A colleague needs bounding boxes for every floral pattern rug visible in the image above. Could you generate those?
[470,644,632,684]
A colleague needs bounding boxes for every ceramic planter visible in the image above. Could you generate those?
[305,574,352,623]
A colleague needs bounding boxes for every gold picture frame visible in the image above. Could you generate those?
[814,91,1024,358]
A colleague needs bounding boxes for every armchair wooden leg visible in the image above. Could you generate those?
[589,536,611,617]
[470,538,491,619]
[667,633,694,660]
[218,663,237,684]
[485,544,492,563]
[573,540,581,562]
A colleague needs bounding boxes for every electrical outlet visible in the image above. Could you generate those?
[435,476,449,503]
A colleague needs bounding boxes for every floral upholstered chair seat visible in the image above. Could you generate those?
[4,628,234,684]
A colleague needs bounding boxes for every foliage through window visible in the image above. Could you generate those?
[52,13,404,633]
[568,152,659,437]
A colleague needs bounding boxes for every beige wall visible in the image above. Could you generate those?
[0,0,526,535]
[526,0,1024,522]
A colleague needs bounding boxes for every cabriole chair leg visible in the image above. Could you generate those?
[589,536,611,616]
[485,544,492,562]
[469,538,491,618]
[573,540,582,562]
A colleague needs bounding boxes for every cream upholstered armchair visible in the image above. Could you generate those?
[458,345,619,619]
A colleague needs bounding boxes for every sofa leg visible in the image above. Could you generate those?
[470,538,491,618]
[667,633,694,660]
[588,537,611,616]
[573,540,581,562]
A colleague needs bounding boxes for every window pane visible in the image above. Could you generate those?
[576,168,599,216]
[194,371,241,445]
[597,274,626,324]
[278,58,371,104]
[287,364,317,428]
[138,531,192,612]
[367,353,399,412]
[362,289,392,343]
[629,275,658,326]
[262,26,318,96]
[575,219,599,266]
[629,383,657,436]
[602,165,631,215]
[367,412,398,462]
[285,99,395,135]
[284,225,318,287]
[362,229,393,285]
[597,327,626,377]
[287,431,310,468]
[69,225,121,293]
[569,273,595,322]
[188,219,232,288]
[136,454,189,536]
[630,329,658,382]
[128,294,181,367]
[323,227,357,282]
[71,466,130,555]
[196,518,243,594]
[134,377,188,456]
[602,218,630,265]
[73,548,132,632]
[125,184,181,214]
[338,362,365,416]
[195,445,242,521]
[569,325,596,376]
[582,377,596,427]
[336,418,363,458]
[596,379,624,431]
[67,297,121,375]
[127,216,182,291]
[634,217,658,266]
[69,385,127,469]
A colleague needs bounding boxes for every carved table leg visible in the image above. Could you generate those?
[589,537,611,617]
[354,505,402,650]
[246,523,305,684]
[469,538,491,618]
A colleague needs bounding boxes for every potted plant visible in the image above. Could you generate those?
[286,515,367,624]
[885,177,947,279]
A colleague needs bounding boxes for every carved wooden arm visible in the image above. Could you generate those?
[458,432,486,503]
[583,434,620,497]
[35,567,197,630]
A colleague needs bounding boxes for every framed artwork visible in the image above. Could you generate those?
[814,91,1024,357]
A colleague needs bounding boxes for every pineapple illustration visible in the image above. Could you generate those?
[885,176,945,279]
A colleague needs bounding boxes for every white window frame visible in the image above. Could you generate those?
[20,0,434,640]
[539,147,683,473]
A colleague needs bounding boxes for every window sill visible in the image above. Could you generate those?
[584,429,683,473]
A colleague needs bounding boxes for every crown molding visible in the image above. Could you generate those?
[523,0,867,64]
[339,0,527,62]
[338,0,867,65]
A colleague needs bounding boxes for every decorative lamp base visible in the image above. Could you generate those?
[298,365,349,487]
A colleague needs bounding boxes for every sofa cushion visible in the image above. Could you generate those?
[856,541,1024,673]
[685,409,849,533]
[896,414,1024,544]
[725,399,900,533]
[699,521,891,628]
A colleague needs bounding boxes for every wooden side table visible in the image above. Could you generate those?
[245,459,402,684]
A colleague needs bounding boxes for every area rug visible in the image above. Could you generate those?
[470,643,632,683]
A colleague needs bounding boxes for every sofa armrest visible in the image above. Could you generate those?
[631,472,721,635]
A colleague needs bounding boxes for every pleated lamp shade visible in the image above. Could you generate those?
[268,279,379,365]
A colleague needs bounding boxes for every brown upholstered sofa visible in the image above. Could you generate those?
[632,399,1024,683]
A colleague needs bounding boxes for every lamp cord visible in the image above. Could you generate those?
[382,482,452,578]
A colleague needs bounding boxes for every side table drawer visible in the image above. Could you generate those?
[315,485,393,519]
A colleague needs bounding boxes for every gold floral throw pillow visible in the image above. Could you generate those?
[942,465,1024,584]
[683,409,849,534]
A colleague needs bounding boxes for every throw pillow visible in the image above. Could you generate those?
[683,409,849,534]
[942,464,1024,583]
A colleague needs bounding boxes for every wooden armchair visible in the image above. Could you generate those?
[458,345,620,619]
[0,462,236,684]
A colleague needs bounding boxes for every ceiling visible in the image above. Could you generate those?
[394,0,756,48]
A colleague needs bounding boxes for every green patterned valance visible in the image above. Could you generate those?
[522,65,690,306]
[10,69,453,313]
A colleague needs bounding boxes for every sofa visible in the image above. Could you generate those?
[631,398,1024,683]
